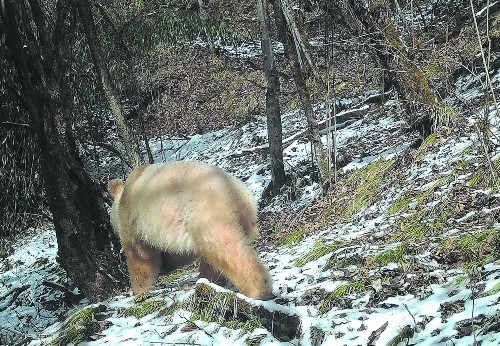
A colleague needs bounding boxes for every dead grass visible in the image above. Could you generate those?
[136,46,267,136]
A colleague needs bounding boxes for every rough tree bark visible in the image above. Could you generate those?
[1,0,127,302]
[76,0,143,168]
[272,0,330,190]
[257,0,286,196]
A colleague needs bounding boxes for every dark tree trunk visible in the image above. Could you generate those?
[257,0,286,196]
[1,0,127,302]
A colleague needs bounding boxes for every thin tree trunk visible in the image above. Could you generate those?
[291,58,329,188]
[76,0,143,168]
[334,0,438,136]
[1,0,127,302]
[198,0,215,53]
[278,0,318,79]
[257,0,286,196]
[91,1,154,164]
[271,0,329,190]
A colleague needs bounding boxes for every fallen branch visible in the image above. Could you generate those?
[0,285,29,312]
[367,321,388,345]
[319,119,357,135]
[285,109,365,147]
[42,280,73,294]
[0,121,31,129]
[42,280,84,304]
[403,303,418,327]
[228,106,367,159]
[475,1,500,21]
[362,90,392,104]
[180,315,214,339]
[0,325,38,345]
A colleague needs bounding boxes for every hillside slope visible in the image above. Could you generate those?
[0,61,498,344]
[1,1,499,344]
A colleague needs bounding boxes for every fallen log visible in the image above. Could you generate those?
[227,105,368,159]
[190,281,301,342]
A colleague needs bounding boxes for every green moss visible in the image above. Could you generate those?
[388,174,452,216]
[336,81,348,91]
[122,299,168,319]
[484,282,500,296]
[452,229,496,256]
[444,275,469,288]
[461,145,474,156]
[440,228,499,269]
[455,159,471,170]
[391,173,456,241]
[327,160,395,222]
[185,284,266,338]
[425,64,440,79]
[187,289,239,324]
[49,307,98,346]
[392,209,428,241]
[386,195,414,215]
[280,230,304,247]
[385,22,405,50]
[331,280,368,298]
[159,267,192,286]
[455,231,493,256]
[133,290,160,303]
[372,244,418,266]
[326,253,365,270]
[415,133,437,159]
[246,334,266,346]
[226,315,263,338]
[468,158,500,192]
[434,174,455,188]
[393,197,457,241]
[468,171,482,187]
[437,103,457,126]
[295,239,353,267]
[318,280,369,314]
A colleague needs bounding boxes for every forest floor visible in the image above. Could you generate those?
[1,1,500,345]
[0,67,499,345]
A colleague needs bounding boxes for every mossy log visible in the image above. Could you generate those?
[193,282,301,342]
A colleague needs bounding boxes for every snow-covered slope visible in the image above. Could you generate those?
[1,71,499,346]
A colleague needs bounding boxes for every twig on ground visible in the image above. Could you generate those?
[227,108,366,159]
[0,325,38,344]
[367,321,389,345]
[0,285,29,312]
[180,315,214,340]
[403,303,417,328]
